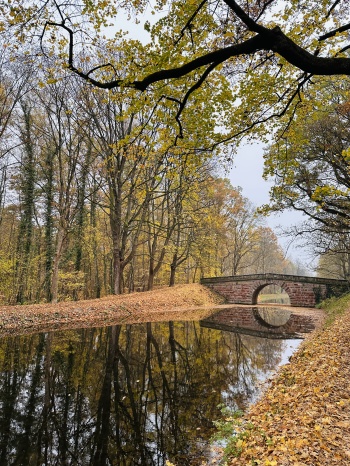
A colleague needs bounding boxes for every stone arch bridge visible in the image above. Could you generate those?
[201,273,349,307]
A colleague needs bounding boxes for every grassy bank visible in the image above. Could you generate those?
[320,293,350,326]
[216,293,350,465]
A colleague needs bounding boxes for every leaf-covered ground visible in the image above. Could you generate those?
[0,284,224,337]
[227,303,350,466]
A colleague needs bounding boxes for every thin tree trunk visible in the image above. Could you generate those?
[169,253,177,287]
[50,227,65,303]
[16,103,36,303]
[44,149,55,303]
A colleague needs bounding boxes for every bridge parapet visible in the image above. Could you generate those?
[201,273,349,307]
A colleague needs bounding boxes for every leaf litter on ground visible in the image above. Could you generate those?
[0,284,224,337]
[226,305,350,466]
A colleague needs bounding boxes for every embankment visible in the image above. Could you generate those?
[0,283,224,336]
[224,295,350,465]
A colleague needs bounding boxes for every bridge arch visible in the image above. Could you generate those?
[201,307,316,338]
[252,282,291,305]
[252,306,292,328]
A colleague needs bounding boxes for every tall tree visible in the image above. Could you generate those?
[215,181,261,276]
[36,77,86,302]
[247,226,292,275]
[0,42,30,228]
[263,87,350,232]
[81,86,167,294]
[15,101,37,303]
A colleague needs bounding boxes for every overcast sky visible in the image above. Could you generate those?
[228,142,315,272]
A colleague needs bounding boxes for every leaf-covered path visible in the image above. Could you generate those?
[228,303,350,466]
[0,284,224,337]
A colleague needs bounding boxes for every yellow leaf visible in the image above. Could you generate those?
[335,421,350,428]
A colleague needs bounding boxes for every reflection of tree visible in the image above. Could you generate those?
[92,326,118,465]
[0,337,22,464]
[0,320,290,465]
[41,333,52,465]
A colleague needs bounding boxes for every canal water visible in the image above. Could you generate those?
[0,306,318,465]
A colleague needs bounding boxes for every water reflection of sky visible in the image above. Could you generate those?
[0,307,316,466]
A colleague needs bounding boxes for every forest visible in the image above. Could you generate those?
[0,65,297,303]
[1,0,350,303]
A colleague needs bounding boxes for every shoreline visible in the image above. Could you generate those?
[226,305,350,465]
[0,284,225,337]
[0,284,324,338]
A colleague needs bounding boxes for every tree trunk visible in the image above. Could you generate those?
[16,104,36,304]
[169,253,177,287]
[113,255,124,295]
[50,227,65,303]
[90,185,101,298]
[44,149,55,303]
[147,258,155,291]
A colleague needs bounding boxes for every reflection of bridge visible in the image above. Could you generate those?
[200,307,317,339]
[201,273,349,307]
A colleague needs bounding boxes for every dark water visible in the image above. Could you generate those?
[0,307,316,465]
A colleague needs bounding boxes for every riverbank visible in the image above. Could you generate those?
[224,295,350,466]
[0,284,224,336]
[2,284,348,465]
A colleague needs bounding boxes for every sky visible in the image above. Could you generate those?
[227,142,315,273]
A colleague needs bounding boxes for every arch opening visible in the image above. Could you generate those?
[252,283,291,305]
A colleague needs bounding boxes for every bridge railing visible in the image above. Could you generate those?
[200,273,349,286]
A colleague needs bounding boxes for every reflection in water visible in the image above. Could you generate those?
[0,317,302,465]
[255,307,292,327]
[202,306,317,339]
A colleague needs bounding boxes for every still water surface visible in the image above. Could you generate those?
[0,306,316,465]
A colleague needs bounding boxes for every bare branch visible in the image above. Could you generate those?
[326,0,342,18]
[221,0,267,33]
[173,61,218,143]
[255,0,277,22]
[319,22,350,42]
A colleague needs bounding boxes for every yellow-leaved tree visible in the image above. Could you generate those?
[2,0,350,145]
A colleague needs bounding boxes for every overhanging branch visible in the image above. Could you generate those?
[44,16,350,92]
